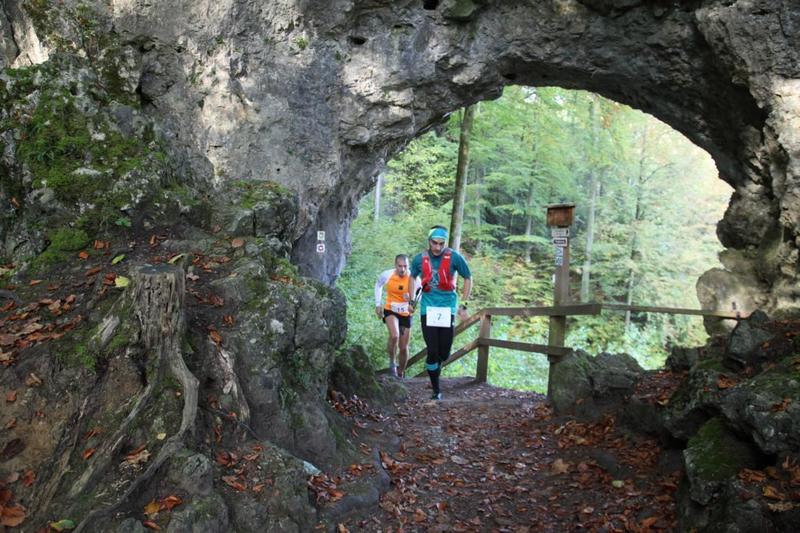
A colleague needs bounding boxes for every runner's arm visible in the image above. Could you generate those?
[374,270,392,306]
[461,277,472,304]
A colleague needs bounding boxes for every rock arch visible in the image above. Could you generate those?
[3,0,799,314]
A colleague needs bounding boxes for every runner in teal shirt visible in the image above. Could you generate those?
[409,226,473,400]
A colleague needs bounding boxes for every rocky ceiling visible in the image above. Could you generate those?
[2,0,799,314]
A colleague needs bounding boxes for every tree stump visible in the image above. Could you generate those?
[73,265,199,532]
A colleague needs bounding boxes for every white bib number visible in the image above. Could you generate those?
[426,307,451,328]
[390,302,409,314]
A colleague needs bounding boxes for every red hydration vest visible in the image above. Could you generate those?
[421,249,455,292]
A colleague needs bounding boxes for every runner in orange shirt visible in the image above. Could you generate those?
[375,254,416,377]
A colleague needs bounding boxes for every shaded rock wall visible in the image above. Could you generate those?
[1,0,799,312]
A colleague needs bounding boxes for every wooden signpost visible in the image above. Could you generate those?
[545,203,574,400]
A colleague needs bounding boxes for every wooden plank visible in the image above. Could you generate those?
[475,315,492,383]
[414,339,480,378]
[601,303,746,319]
[482,303,601,317]
[481,338,571,357]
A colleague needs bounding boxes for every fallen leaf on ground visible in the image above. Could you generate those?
[82,448,96,460]
[142,520,162,531]
[124,448,151,466]
[161,495,182,511]
[6,390,16,402]
[551,458,570,475]
[0,438,24,461]
[144,499,161,517]
[222,475,247,491]
[0,503,26,527]
[48,518,77,531]
[762,485,785,500]
[25,373,43,387]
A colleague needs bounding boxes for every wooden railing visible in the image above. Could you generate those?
[381,302,746,383]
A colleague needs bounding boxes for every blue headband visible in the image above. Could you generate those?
[428,227,448,242]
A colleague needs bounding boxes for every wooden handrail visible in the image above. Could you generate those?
[378,302,747,377]
[482,303,601,317]
[600,303,746,320]
[480,338,571,357]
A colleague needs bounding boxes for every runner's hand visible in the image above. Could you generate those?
[375,306,383,320]
[457,306,469,322]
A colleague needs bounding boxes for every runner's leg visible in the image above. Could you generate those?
[438,315,455,365]
[422,315,442,394]
[386,314,400,376]
[431,315,454,395]
[398,322,411,378]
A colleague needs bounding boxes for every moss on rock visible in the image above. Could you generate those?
[684,417,761,505]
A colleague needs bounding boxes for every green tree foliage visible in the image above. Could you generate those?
[339,86,731,391]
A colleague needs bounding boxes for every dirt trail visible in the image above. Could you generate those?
[331,376,680,532]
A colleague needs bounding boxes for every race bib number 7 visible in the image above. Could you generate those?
[426,307,451,328]
[390,302,409,314]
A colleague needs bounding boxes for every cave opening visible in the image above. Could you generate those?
[338,86,732,392]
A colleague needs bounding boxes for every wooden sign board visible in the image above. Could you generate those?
[546,203,575,227]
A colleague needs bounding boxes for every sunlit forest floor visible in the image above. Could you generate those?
[319,376,683,532]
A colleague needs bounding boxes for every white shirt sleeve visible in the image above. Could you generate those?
[374,269,393,306]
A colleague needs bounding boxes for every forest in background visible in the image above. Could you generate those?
[338,86,732,392]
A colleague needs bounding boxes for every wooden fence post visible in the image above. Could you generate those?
[476,313,492,383]
[546,204,574,401]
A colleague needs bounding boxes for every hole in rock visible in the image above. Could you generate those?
[422,0,440,10]
[339,86,732,393]
[349,36,367,46]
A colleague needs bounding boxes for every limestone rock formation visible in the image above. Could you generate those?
[548,350,643,418]
[1,0,798,318]
[2,1,800,531]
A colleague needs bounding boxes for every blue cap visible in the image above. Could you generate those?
[428,227,448,242]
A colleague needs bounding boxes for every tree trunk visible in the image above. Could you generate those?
[524,183,535,262]
[581,173,599,301]
[474,166,484,254]
[374,171,383,223]
[580,98,599,302]
[450,104,475,252]
[625,124,648,331]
